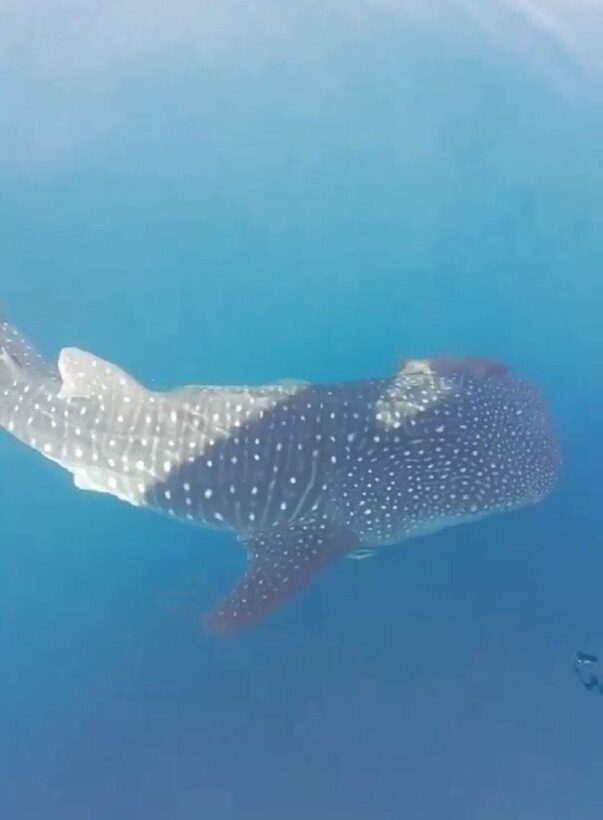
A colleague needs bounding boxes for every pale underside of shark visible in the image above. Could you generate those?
[0,320,560,632]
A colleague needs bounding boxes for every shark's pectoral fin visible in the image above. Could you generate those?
[57,347,146,400]
[203,521,358,634]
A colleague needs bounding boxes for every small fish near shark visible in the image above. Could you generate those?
[0,319,561,634]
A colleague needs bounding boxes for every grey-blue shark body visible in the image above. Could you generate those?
[0,320,560,632]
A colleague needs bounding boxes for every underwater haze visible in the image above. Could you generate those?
[2,3,603,819]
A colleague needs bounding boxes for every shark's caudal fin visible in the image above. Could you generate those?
[203,521,359,634]
[0,320,59,430]
[0,324,158,505]
[0,320,57,379]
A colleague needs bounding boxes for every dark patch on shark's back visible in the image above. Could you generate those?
[143,381,385,529]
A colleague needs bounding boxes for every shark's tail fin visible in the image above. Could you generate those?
[0,319,59,432]
[0,319,57,380]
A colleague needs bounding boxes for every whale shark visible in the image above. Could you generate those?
[0,319,560,632]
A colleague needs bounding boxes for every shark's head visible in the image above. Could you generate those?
[360,356,562,544]
[418,356,561,512]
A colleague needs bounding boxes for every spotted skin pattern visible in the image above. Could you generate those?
[0,320,560,632]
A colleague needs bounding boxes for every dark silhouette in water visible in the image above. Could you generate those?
[0,320,560,633]
[575,652,603,693]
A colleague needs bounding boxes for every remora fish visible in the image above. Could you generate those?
[0,321,560,632]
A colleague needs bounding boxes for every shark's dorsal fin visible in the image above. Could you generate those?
[204,521,358,634]
[57,347,146,400]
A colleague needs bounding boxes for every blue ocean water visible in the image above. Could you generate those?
[2,13,603,820]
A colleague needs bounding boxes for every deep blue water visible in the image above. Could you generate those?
[2,15,603,820]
